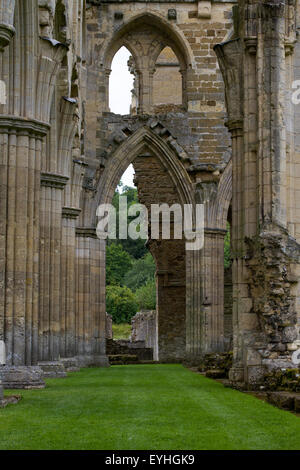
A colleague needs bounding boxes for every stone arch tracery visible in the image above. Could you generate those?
[101,12,193,114]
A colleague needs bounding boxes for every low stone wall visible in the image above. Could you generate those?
[0,366,45,389]
[106,313,113,340]
[131,310,158,360]
[106,339,153,361]
[197,352,233,379]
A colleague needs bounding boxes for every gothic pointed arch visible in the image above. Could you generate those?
[101,11,194,71]
[80,125,194,227]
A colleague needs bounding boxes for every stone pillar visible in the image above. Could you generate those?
[185,248,202,360]
[201,229,226,353]
[186,174,228,360]
[137,67,155,115]
[75,228,108,367]
[215,2,300,385]
[0,0,15,397]
[0,0,67,386]
[38,97,77,373]
[1,120,49,366]
[38,172,68,363]
[150,239,186,362]
[61,209,81,358]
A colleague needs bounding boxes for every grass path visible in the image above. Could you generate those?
[0,364,299,450]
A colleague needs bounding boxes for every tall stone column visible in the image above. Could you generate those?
[0,0,67,387]
[137,67,155,115]
[75,228,108,367]
[38,97,77,378]
[201,229,226,353]
[149,239,186,362]
[38,172,68,364]
[185,174,228,361]
[61,207,81,359]
[215,2,300,385]
[60,153,87,364]
[185,248,202,360]
[0,0,15,399]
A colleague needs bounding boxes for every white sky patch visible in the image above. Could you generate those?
[109,47,133,115]
[120,164,135,189]
[109,48,136,189]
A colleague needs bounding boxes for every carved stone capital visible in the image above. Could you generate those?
[41,172,69,189]
[0,116,50,137]
[75,227,98,239]
[214,39,243,124]
[0,23,15,51]
[62,207,81,219]
[195,181,218,205]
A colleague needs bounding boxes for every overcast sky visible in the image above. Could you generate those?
[109,46,135,189]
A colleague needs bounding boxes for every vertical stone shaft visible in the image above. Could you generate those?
[202,230,226,353]
[185,249,202,359]
[3,126,45,366]
[75,230,107,365]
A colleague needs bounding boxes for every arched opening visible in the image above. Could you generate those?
[109,46,135,115]
[153,47,183,109]
[105,163,158,361]
[102,13,191,114]
[96,128,194,362]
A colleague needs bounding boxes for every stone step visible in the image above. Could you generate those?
[38,362,67,379]
[60,358,81,372]
[108,354,139,365]
[0,366,45,389]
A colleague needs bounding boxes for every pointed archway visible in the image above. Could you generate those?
[87,125,203,361]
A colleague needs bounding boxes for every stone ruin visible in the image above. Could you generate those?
[106,311,157,364]
[0,0,299,390]
[131,311,158,361]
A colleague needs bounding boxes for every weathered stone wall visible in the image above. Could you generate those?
[153,47,182,106]
[106,313,113,340]
[2,1,284,385]
[215,1,300,384]
[131,311,157,357]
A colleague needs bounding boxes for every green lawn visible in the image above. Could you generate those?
[0,364,299,450]
[112,322,131,339]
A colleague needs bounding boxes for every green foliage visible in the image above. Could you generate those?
[123,252,156,291]
[112,323,132,340]
[106,285,138,324]
[224,222,231,269]
[106,243,132,286]
[135,279,156,311]
[106,185,157,319]
[109,185,147,259]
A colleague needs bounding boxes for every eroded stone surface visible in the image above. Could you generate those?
[0,367,45,390]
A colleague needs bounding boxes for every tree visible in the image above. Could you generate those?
[135,279,156,310]
[108,185,148,259]
[106,243,132,286]
[123,252,156,291]
[106,285,138,324]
